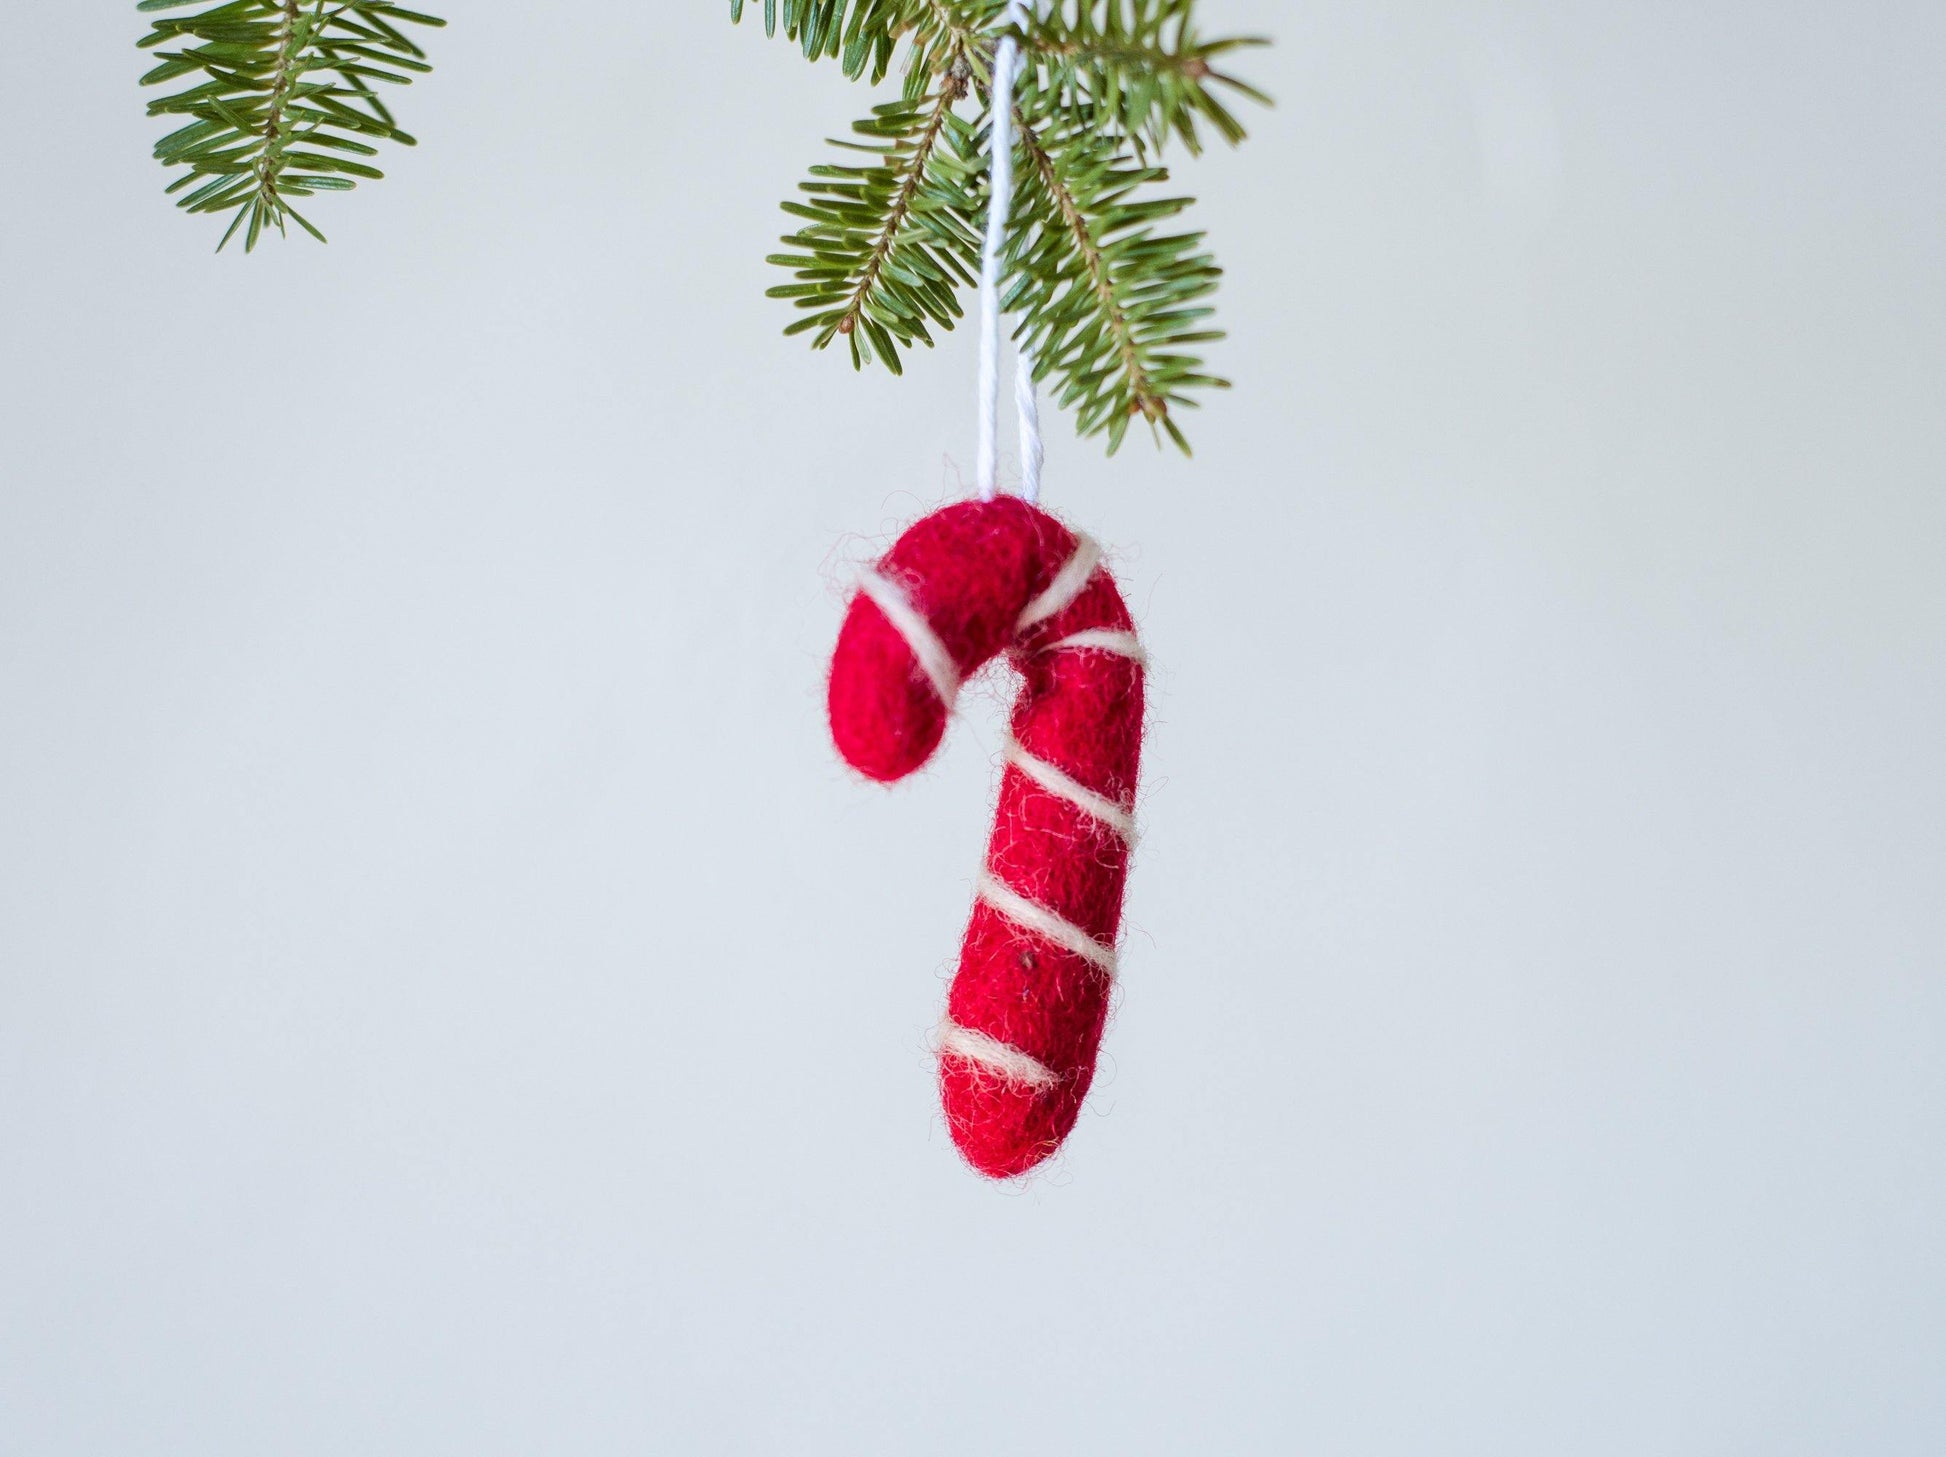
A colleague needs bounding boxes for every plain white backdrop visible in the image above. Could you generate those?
[2,3,1943,1452]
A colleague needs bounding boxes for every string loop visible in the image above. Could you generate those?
[975,0,1043,505]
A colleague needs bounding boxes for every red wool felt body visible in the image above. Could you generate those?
[828,497,1146,1178]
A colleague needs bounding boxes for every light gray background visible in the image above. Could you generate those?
[2,3,1943,1452]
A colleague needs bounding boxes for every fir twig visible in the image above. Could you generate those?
[1019,1,1269,158]
[137,0,445,251]
[1007,105,1225,452]
[734,0,1266,454]
[767,81,985,373]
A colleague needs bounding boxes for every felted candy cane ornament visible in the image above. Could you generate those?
[825,0,1147,1179]
[828,498,1145,1178]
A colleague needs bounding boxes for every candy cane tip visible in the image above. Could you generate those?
[940,1064,1072,1179]
[828,588,953,783]
[941,1052,1097,1179]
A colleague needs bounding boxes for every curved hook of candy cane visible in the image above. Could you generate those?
[827,497,1146,1178]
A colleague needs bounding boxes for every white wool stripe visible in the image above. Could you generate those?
[1042,627,1148,666]
[857,571,961,705]
[1006,739,1139,845]
[1016,536,1102,633]
[976,871,1118,977]
[937,1020,1059,1090]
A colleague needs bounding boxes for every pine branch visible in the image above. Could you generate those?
[1018,1,1269,157]
[729,0,907,83]
[1006,106,1224,453]
[767,84,985,373]
[137,0,444,251]
[737,0,1266,455]
[730,0,995,96]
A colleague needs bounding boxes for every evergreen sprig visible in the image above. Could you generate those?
[727,0,985,91]
[736,0,1266,453]
[137,0,445,251]
[768,89,985,373]
[1006,106,1222,452]
[1020,2,1269,157]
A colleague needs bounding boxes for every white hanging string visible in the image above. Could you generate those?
[1014,323,1043,502]
[975,0,1043,505]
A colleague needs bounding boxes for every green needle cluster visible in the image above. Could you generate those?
[137,0,444,252]
[734,0,1266,453]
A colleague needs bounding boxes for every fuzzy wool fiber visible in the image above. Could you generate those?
[828,497,1145,1178]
